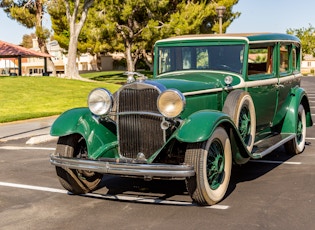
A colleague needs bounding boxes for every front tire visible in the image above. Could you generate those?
[185,127,232,205]
[55,134,103,194]
[285,104,306,154]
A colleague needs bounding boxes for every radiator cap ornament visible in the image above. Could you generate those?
[124,71,147,83]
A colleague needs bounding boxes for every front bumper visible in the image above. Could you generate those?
[50,153,195,180]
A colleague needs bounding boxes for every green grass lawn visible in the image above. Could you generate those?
[0,76,121,123]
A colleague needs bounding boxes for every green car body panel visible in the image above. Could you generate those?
[51,108,118,159]
[50,33,313,205]
[280,87,312,133]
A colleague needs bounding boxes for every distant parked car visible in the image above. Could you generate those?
[50,33,313,205]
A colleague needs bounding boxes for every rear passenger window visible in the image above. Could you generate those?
[248,45,274,76]
[280,45,289,73]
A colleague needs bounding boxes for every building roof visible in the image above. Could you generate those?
[0,40,51,58]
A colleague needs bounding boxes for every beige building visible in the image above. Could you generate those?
[25,39,114,77]
[301,54,315,75]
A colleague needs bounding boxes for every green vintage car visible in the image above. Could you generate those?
[50,33,313,205]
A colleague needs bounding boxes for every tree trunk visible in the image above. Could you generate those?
[35,0,56,76]
[64,0,94,80]
[125,42,135,72]
[65,32,80,79]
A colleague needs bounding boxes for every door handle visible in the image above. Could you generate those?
[275,84,284,88]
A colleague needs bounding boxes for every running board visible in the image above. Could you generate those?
[251,134,296,159]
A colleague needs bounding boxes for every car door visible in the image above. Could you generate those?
[246,43,278,133]
[274,43,301,124]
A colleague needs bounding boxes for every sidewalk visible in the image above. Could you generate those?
[0,116,58,144]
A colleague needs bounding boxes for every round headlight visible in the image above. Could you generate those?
[88,88,113,116]
[157,89,185,118]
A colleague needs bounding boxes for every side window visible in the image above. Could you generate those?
[280,45,289,74]
[248,45,274,76]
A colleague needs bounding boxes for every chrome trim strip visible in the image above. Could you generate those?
[116,111,164,117]
[156,36,249,44]
[50,154,195,179]
[183,87,225,96]
[183,74,299,96]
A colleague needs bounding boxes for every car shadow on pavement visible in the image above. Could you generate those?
[77,145,301,205]
[226,145,297,197]
[95,175,191,202]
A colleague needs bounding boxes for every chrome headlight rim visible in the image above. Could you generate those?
[157,89,186,118]
[88,88,113,116]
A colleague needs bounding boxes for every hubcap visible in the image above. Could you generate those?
[207,139,225,190]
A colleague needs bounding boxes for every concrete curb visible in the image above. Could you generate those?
[26,135,58,145]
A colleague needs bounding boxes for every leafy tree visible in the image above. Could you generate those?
[21,33,36,48]
[0,0,56,75]
[83,0,240,72]
[48,0,94,79]
[287,24,315,57]
[48,0,239,73]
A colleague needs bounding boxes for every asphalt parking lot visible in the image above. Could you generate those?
[0,77,314,230]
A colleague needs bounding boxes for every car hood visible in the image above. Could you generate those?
[153,71,242,93]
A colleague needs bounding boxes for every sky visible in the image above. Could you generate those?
[1,0,315,45]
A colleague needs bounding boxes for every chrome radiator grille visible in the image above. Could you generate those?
[117,85,164,159]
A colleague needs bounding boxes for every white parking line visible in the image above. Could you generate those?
[0,182,67,193]
[0,181,230,209]
[250,160,301,165]
[0,146,55,151]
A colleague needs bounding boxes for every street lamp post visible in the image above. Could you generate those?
[216,6,226,34]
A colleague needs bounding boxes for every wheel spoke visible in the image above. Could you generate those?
[239,107,251,142]
[297,114,303,143]
[207,139,225,189]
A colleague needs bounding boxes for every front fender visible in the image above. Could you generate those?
[51,108,118,159]
[174,110,250,164]
[281,87,313,133]
[175,110,232,143]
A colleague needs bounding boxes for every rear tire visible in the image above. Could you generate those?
[285,104,306,154]
[185,127,232,205]
[55,134,102,194]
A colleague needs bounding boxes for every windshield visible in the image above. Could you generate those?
[157,45,245,75]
